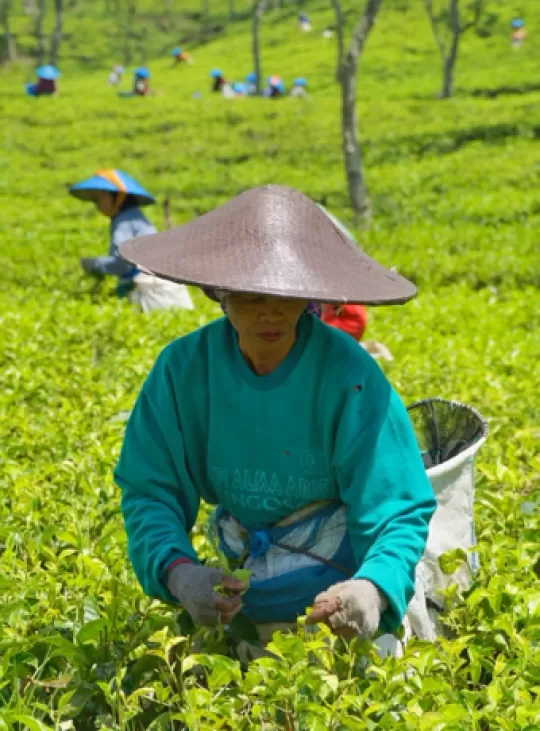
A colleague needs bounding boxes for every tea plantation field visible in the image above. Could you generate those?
[0,1,539,728]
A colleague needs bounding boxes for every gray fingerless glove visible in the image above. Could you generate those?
[313,579,388,638]
[167,563,224,626]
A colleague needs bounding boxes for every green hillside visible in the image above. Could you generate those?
[0,0,539,727]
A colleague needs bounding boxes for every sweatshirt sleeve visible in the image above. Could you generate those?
[86,254,133,276]
[334,361,436,633]
[114,347,201,602]
[96,218,140,276]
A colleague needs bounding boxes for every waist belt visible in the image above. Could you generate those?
[208,501,358,623]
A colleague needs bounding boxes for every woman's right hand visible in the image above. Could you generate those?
[167,563,246,626]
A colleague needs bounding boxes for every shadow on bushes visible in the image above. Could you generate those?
[398,269,539,291]
[469,82,540,99]
[366,122,540,165]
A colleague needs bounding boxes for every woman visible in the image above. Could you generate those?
[316,204,395,360]
[289,77,308,99]
[210,69,227,93]
[266,75,285,98]
[133,67,151,96]
[245,72,258,96]
[25,65,59,97]
[298,12,312,32]
[171,47,193,66]
[107,64,124,86]
[510,18,527,48]
[232,82,248,97]
[115,185,436,642]
[69,169,193,312]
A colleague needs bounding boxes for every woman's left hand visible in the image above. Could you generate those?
[80,258,97,274]
[306,579,388,639]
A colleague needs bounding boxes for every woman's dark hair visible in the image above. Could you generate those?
[117,194,139,212]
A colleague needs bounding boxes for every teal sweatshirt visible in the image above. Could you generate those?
[115,314,436,631]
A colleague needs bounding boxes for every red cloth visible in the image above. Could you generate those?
[321,304,368,341]
[35,78,55,95]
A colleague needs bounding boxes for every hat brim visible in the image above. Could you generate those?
[69,174,155,206]
[119,185,416,305]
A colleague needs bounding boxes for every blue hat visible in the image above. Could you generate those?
[246,72,257,83]
[171,47,182,56]
[232,82,247,94]
[36,65,60,80]
[209,69,222,78]
[134,67,150,78]
[511,18,524,28]
[294,77,307,87]
[69,169,155,206]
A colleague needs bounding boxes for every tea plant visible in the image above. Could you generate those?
[0,0,539,727]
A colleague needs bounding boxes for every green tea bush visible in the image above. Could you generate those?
[0,1,539,728]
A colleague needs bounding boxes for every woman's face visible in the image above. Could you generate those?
[94,191,118,217]
[224,293,308,349]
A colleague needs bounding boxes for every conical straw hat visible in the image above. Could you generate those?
[119,185,416,305]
